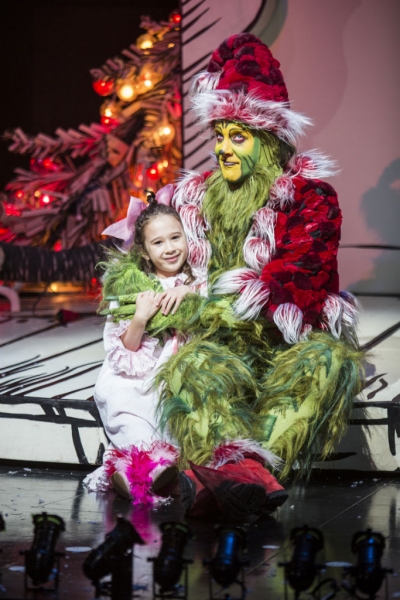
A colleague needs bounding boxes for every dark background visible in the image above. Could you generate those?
[0,0,178,189]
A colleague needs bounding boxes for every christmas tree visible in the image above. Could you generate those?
[0,12,182,250]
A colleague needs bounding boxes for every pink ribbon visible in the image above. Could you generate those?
[102,196,146,242]
[101,184,176,242]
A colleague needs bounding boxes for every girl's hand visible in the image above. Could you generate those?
[155,285,191,316]
[134,290,161,324]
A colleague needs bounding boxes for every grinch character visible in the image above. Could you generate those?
[103,34,363,519]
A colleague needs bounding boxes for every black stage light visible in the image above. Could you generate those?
[346,528,392,597]
[23,512,65,587]
[83,517,144,600]
[279,525,324,595]
[149,521,192,597]
[206,526,248,589]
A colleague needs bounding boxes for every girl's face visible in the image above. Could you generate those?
[142,214,189,279]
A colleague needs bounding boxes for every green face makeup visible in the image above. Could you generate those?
[214,122,261,183]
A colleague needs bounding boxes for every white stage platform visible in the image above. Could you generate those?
[1,287,399,471]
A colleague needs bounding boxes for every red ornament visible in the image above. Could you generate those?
[92,78,114,97]
[146,164,160,181]
[100,115,120,127]
[43,158,53,169]
[170,11,181,24]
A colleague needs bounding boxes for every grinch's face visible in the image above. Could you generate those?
[214,121,261,183]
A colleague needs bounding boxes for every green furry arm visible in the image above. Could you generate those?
[100,249,206,335]
[100,249,164,299]
[103,291,205,336]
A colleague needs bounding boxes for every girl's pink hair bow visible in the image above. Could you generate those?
[101,184,175,242]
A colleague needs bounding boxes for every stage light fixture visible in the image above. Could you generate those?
[83,517,144,600]
[279,525,324,594]
[149,521,192,598]
[22,512,65,588]
[344,528,392,597]
[204,525,248,594]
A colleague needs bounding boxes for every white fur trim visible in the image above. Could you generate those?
[212,269,270,320]
[188,239,211,269]
[269,175,296,210]
[190,70,221,95]
[322,294,343,339]
[190,90,312,147]
[210,439,283,471]
[180,204,209,241]
[173,170,208,210]
[148,442,179,465]
[212,267,259,294]
[243,207,276,272]
[233,278,270,320]
[291,151,339,179]
[273,303,304,344]
[339,291,360,329]
[321,292,360,339]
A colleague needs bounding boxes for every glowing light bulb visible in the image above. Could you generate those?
[136,34,154,50]
[117,82,136,102]
[42,195,51,204]
[154,122,175,146]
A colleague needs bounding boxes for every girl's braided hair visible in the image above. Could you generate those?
[133,191,194,283]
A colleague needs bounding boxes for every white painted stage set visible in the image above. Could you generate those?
[0,291,399,473]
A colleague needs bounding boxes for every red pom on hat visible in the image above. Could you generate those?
[209,33,288,103]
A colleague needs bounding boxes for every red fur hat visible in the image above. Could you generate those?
[190,33,311,147]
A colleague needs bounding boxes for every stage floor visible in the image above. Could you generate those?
[0,466,399,599]
[1,286,400,470]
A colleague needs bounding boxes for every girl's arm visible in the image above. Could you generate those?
[121,290,160,351]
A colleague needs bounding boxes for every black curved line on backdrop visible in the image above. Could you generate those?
[184,19,221,46]
[0,396,105,465]
[182,9,210,34]
[0,324,61,348]
[244,0,269,33]
[360,321,400,352]
[183,0,207,21]
[0,338,103,378]
[19,362,102,396]
[182,52,209,76]
[341,244,400,250]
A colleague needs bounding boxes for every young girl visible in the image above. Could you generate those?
[83,195,207,505]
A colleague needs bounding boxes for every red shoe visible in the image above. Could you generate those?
[178,469,220,519]
[190,459,288,520]
[181,440,287,520]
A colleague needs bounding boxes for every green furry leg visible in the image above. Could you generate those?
[257,332,365,479]
[155,337,258,469]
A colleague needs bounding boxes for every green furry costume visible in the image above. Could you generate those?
[102,161,364,479]
[102,33,365,479]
